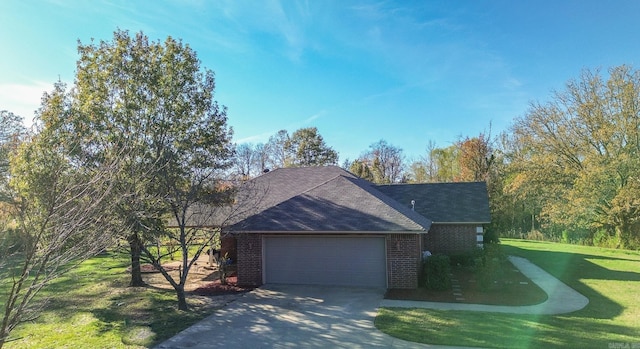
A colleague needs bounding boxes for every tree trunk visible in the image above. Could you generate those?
[176,286,189,311]
[128,233,146,287]
[1,326,8,349]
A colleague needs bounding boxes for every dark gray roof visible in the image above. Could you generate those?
[228,166,432,232]
[375,182,491,223]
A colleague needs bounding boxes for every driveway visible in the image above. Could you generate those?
[155,284,465,349]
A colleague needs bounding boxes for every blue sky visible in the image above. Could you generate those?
[1,1,639,161]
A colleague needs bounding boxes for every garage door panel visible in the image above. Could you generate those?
[264,236,386,288]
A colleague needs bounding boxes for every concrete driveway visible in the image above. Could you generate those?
[155,284,453,349]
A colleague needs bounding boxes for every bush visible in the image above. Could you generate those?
[561,228,591,244]
[525,230,546,241]
[593,229,620,248]
[0,226,29,254]
[449,248,484,268]
[473,244,505,290]
[483,227,500,244]
[423,254,451,290]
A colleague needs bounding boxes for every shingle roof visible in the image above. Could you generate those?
[228,166,432,232]
[183,166,490,231]
[375,182,491,223]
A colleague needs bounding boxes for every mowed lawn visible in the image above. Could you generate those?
[375,239,640,348]
[1,252,218,348]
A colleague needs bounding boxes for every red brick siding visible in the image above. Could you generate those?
[236,233,262,286]
[220,235,237,262]
[424,224,477,254]
[386,234,420,289]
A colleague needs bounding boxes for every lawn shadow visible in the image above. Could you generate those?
[503,243,640,320]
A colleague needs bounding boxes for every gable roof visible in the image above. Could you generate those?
[228,166,432,232]
[375,182,491,224]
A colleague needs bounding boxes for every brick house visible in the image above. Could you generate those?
[222,166,490,289]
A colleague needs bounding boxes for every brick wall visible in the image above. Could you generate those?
[220,235,237,262]
[424,224,477,254]
[236,233,262,286]
[386,234,420,289]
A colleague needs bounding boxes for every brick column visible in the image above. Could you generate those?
[386,234,420,288]
[236,233,262,286]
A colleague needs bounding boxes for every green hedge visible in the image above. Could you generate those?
[423,254,451,290]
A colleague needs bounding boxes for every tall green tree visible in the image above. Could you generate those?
[284,127,338,167]
[508,65,640,248]
[38,30,235,309]
[348,158,374,181]
[430,145,459,182]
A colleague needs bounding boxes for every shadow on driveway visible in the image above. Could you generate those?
[154,284,458,348]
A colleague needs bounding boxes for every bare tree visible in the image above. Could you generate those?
[362,140,405,184]
[253,143,270,174]
[0,136,121,348]
[266,130,289,169]
[232,143,255,178]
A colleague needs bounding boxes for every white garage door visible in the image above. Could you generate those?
[263,236,387,288]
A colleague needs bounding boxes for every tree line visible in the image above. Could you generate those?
[1,29,640,347]
[231,68,640,251]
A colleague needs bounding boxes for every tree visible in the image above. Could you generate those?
[0,131,121,347]
[430,145,459,182]
[0,111,24,194]
[232,142,272,179]
[358,140,405,184]
[253,143,270,174]
[233,143,258,179]
[406,160,429,183]
[37,30,235,309]
[265,130,290,169]
[508,65,640,248]
[284,127,338,167]
[456,133,495,182]
[348,158,374,181]
[406,140,439,183]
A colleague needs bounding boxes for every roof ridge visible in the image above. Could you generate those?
[298,173,346,196]
[337,176,431,231]
[290,166,357,197]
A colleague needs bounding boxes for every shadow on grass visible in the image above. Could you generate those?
[380,307,640,349]
[502,243,640,320]
[15,252,214,347]
[378,242,640,348]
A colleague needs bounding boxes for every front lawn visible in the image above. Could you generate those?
[1,252,243,348]
[375,239,640,348]
[385,257,547,306]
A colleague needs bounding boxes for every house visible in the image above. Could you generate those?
[223,166,490,289]
[376,182,491,254]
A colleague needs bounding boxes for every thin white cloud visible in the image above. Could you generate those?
[304,110,325,124]
[204,0,310,62]
[235,133,270,144]
[503,77,523,89]
[0,81,52,125]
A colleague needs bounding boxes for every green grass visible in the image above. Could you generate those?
[2,252,216,348]
[375,239,640,348]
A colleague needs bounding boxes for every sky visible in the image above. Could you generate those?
[1,1,640,162]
